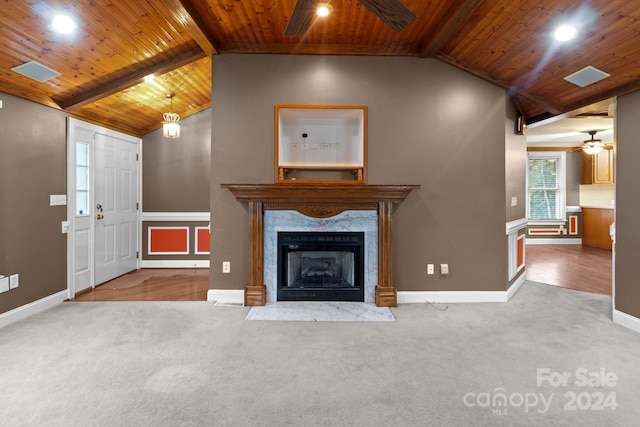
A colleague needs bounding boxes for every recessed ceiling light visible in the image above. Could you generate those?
[317,4,331,17]
[554,25,577,41]
[51,15,77,34]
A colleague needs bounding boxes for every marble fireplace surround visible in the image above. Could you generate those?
[222,184,419,307]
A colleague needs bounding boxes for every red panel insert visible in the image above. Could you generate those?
[569,216,578,235]
[150,228,188,253]
[196,228,210,254]
[517,237,525,268]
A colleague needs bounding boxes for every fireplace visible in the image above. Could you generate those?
[221,183,419,306]
[277,232,365,301]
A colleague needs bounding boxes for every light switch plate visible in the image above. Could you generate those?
[50,194,67,206]
[511,196,518,207]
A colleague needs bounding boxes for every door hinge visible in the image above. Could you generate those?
[136,202,139,210]
[136,153,139,161]
[136,251,139,259]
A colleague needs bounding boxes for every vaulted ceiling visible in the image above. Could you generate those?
[1,0,639,137]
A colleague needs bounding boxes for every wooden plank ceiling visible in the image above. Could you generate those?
[1,0,639,136]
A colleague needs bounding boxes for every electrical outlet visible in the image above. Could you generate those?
[9,274,19,289]
[427,264,434,275]
[222,262,231,273]
[0,277,9,293]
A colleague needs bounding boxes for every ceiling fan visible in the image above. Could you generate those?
[582,130,613,155]
[284,0,417,37]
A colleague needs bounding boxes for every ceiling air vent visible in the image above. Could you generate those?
[11,60,61,82]
[564,66,610,87]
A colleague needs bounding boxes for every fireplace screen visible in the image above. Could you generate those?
[277,232,364,301]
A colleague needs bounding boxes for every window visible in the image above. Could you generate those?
[527,152,566,221]
[76,142,89,216]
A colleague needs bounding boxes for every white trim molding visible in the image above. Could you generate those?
[613,309,640,334]
[566,206,582,213]
[209,275,528,306]
[141,260,210,268]
[0,290,67,329]
[526,238,582,245]
[506,217,528,234]
[208,289,244,304]
[507,218,527,280]
[142,212,210,222]
[398,274,526,304]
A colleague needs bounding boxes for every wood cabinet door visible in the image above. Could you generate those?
[593,148,614,184]
[582,208,614,250]
[581,149,614,184]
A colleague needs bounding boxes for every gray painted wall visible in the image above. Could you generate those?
[566,151,581,206]
[210,54,511,293]
[0,93,67,313]
[614,92,640,318]
[505,99,527,223]
[143,109,211,212]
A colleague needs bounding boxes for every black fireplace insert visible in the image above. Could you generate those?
[277,231,365,301]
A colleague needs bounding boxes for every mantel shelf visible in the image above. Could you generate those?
[221,183,420,204]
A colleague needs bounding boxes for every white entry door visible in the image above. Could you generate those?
[93,133,139,285]
[67,118,140,297]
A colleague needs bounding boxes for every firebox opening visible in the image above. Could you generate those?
[277,232,365,302]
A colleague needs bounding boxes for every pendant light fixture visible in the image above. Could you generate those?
[163,93,180,139]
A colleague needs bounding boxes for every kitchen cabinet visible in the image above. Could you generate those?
[581,148,614,184]
[582,207,614,250]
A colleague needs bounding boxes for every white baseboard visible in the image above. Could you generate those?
[613,309,640,334]
[0,290,67,329]
[526,238,582,245]
[398,278,525,304]
[209,278,529,306]
[208,289,244,304]
[398,290,508,303]
[141,260,210,268]
[507,272,527,300]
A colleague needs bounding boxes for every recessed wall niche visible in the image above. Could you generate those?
[275,104,367,183]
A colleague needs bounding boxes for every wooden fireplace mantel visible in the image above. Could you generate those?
[222,183,420,307]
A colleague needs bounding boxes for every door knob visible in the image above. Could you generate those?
[97,214,104,220]
[96,204,103,212]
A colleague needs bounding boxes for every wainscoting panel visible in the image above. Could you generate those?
[141,212,210,268]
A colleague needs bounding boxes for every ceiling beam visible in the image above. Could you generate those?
[159,0,218,56]
[420,0,485,58]
[57,49,207,111]
[561,79,640,114]
[434,52,564,116]
[220,42,422,56]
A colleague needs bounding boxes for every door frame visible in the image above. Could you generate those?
[66,118,142,298]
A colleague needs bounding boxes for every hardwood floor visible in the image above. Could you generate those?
[69,244,612,302]
[69,268,209,301]
[525,244,612,296]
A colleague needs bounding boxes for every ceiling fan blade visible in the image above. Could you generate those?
[358,0,417,32]
[284,0,319,37]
